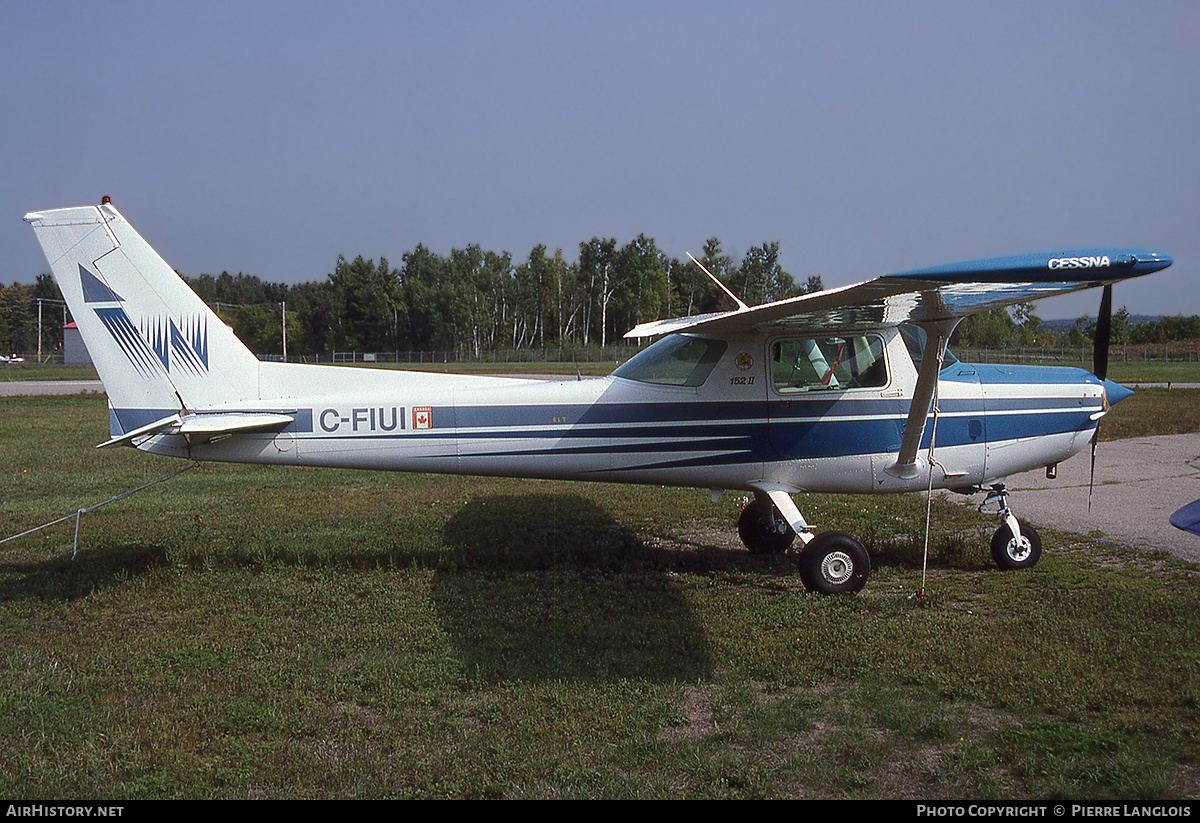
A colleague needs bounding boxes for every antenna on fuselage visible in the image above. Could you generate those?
[687,252,749,311]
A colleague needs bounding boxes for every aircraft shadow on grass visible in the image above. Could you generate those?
[0,544,166,602]
[430,492,775,684]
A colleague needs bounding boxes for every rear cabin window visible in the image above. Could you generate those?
[772,335,887,393]
[614,335,727,387]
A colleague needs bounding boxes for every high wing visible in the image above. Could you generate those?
[628,248,1173,480]
[625,249,1173,338]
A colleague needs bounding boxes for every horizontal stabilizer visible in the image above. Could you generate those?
[177,412,295,439]
[97,413,183,449]
[1169,499,1200,536]
[97,411,294,448]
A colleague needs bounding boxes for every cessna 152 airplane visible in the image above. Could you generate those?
[23,199,1173,594]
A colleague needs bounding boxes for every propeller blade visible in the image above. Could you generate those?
[1093,284,1112,381]
[1089,435,1098,512]
[1088,284,1113,511]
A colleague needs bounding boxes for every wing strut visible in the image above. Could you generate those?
[889,317,959,479]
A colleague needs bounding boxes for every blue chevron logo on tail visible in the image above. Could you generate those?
[93,307,166,378]
[80,263,209,376]
[80,264,123,303]
[142,316,210,375]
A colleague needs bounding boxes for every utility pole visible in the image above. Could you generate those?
[281,302,287,360]
[37,298,42,362]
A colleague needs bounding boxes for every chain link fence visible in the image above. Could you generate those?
[956,343,1199,365]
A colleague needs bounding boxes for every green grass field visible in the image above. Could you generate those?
[1,391,1198,799]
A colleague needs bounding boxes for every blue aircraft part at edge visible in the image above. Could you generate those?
[1170,499,1200,536]
[888,249,1173,282]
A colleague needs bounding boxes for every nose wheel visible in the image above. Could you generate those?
[980,485,1042,570]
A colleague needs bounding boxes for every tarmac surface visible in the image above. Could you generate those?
[969,433,1200,564]
[4,380,1199,564]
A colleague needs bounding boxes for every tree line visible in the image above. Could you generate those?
[171,236,816,357]
[3,235,1197,357]
[1,274,68,356]
[949,304,1200,349]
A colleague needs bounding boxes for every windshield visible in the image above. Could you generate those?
[613,335,727,387]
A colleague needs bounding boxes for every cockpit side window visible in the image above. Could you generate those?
[613,334,728,387]
[771,335,887,393]
[899,323,959,371]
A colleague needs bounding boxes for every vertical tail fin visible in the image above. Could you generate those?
[24,200,261,435]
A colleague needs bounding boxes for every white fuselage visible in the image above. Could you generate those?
[133,327,1106,497]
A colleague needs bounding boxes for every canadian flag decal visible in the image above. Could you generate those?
[413,407,432,429]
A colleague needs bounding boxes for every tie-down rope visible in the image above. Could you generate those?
[1,462,200,558]
[918,337,950,598]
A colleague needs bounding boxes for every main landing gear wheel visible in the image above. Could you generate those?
[799,531,870,594]
[737,498,796,554]
[991,519,1042,570]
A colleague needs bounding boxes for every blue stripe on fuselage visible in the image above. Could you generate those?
[111,363,1100,466]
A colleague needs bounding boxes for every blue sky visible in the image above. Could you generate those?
[3,1,1196,321]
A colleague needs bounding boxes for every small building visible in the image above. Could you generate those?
[63,322,92,366]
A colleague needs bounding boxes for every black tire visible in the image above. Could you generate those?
[799,531,870,594]
[990,519,1042,570]
[737,498,795,554]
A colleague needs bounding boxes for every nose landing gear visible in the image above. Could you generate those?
[979,484,1042,570]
